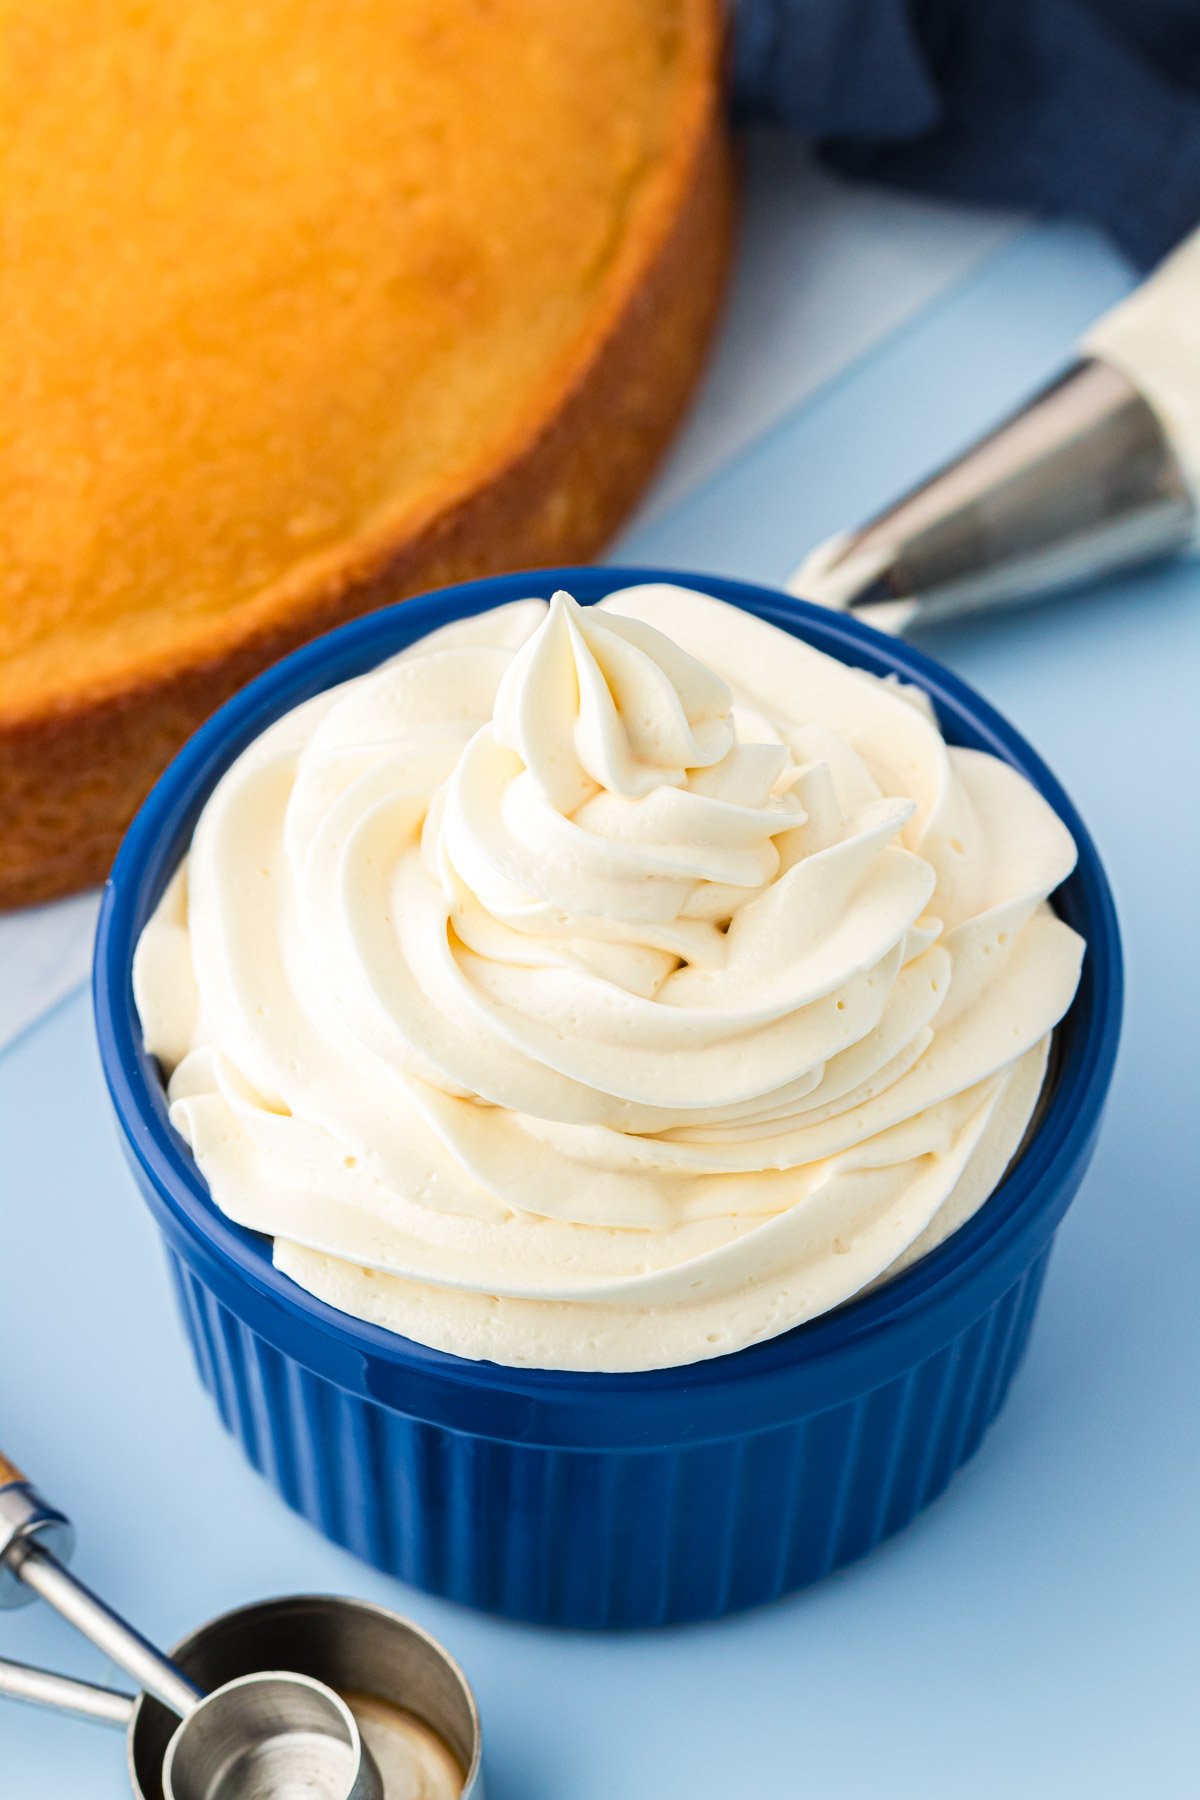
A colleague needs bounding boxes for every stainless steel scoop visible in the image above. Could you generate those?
[0,1449,382,1800]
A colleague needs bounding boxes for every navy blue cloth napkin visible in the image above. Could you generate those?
[733,0,1200,266]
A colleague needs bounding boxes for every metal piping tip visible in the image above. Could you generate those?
[790,358,1197,632]
[790,532,916,634]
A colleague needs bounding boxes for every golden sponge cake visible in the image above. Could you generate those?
[0,0,732,905]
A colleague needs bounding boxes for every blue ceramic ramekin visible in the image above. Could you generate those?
[94,568,1122,1628]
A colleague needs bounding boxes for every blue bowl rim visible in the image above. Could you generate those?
[94,565,1123,1419]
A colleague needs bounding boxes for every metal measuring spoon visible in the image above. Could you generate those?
[0,1450,381,1800]
[0,1658,375,1800]
[0,1593,481,1800]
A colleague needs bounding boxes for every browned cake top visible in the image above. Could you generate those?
[0,0,708,714]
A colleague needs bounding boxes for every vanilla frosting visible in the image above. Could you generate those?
[134,585,1084,1371]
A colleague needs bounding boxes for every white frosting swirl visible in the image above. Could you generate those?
[135,586,1084,1371]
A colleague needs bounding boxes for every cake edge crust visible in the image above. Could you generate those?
[0,1,734,908]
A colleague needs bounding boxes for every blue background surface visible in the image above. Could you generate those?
[2,221,1197,1797]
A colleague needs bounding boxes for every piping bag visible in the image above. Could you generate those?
[791,226,1200,631]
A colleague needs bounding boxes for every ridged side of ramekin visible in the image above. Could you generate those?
[163,1242,1050,1628]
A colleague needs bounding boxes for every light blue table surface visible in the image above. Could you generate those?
[2,221,1198,1800]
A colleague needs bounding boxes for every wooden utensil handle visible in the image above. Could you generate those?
[0,1452,25,1488]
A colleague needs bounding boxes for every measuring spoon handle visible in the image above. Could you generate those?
[0,1655,134,1728]
[0,1445,202,1719]
[0,1449,75,1604]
